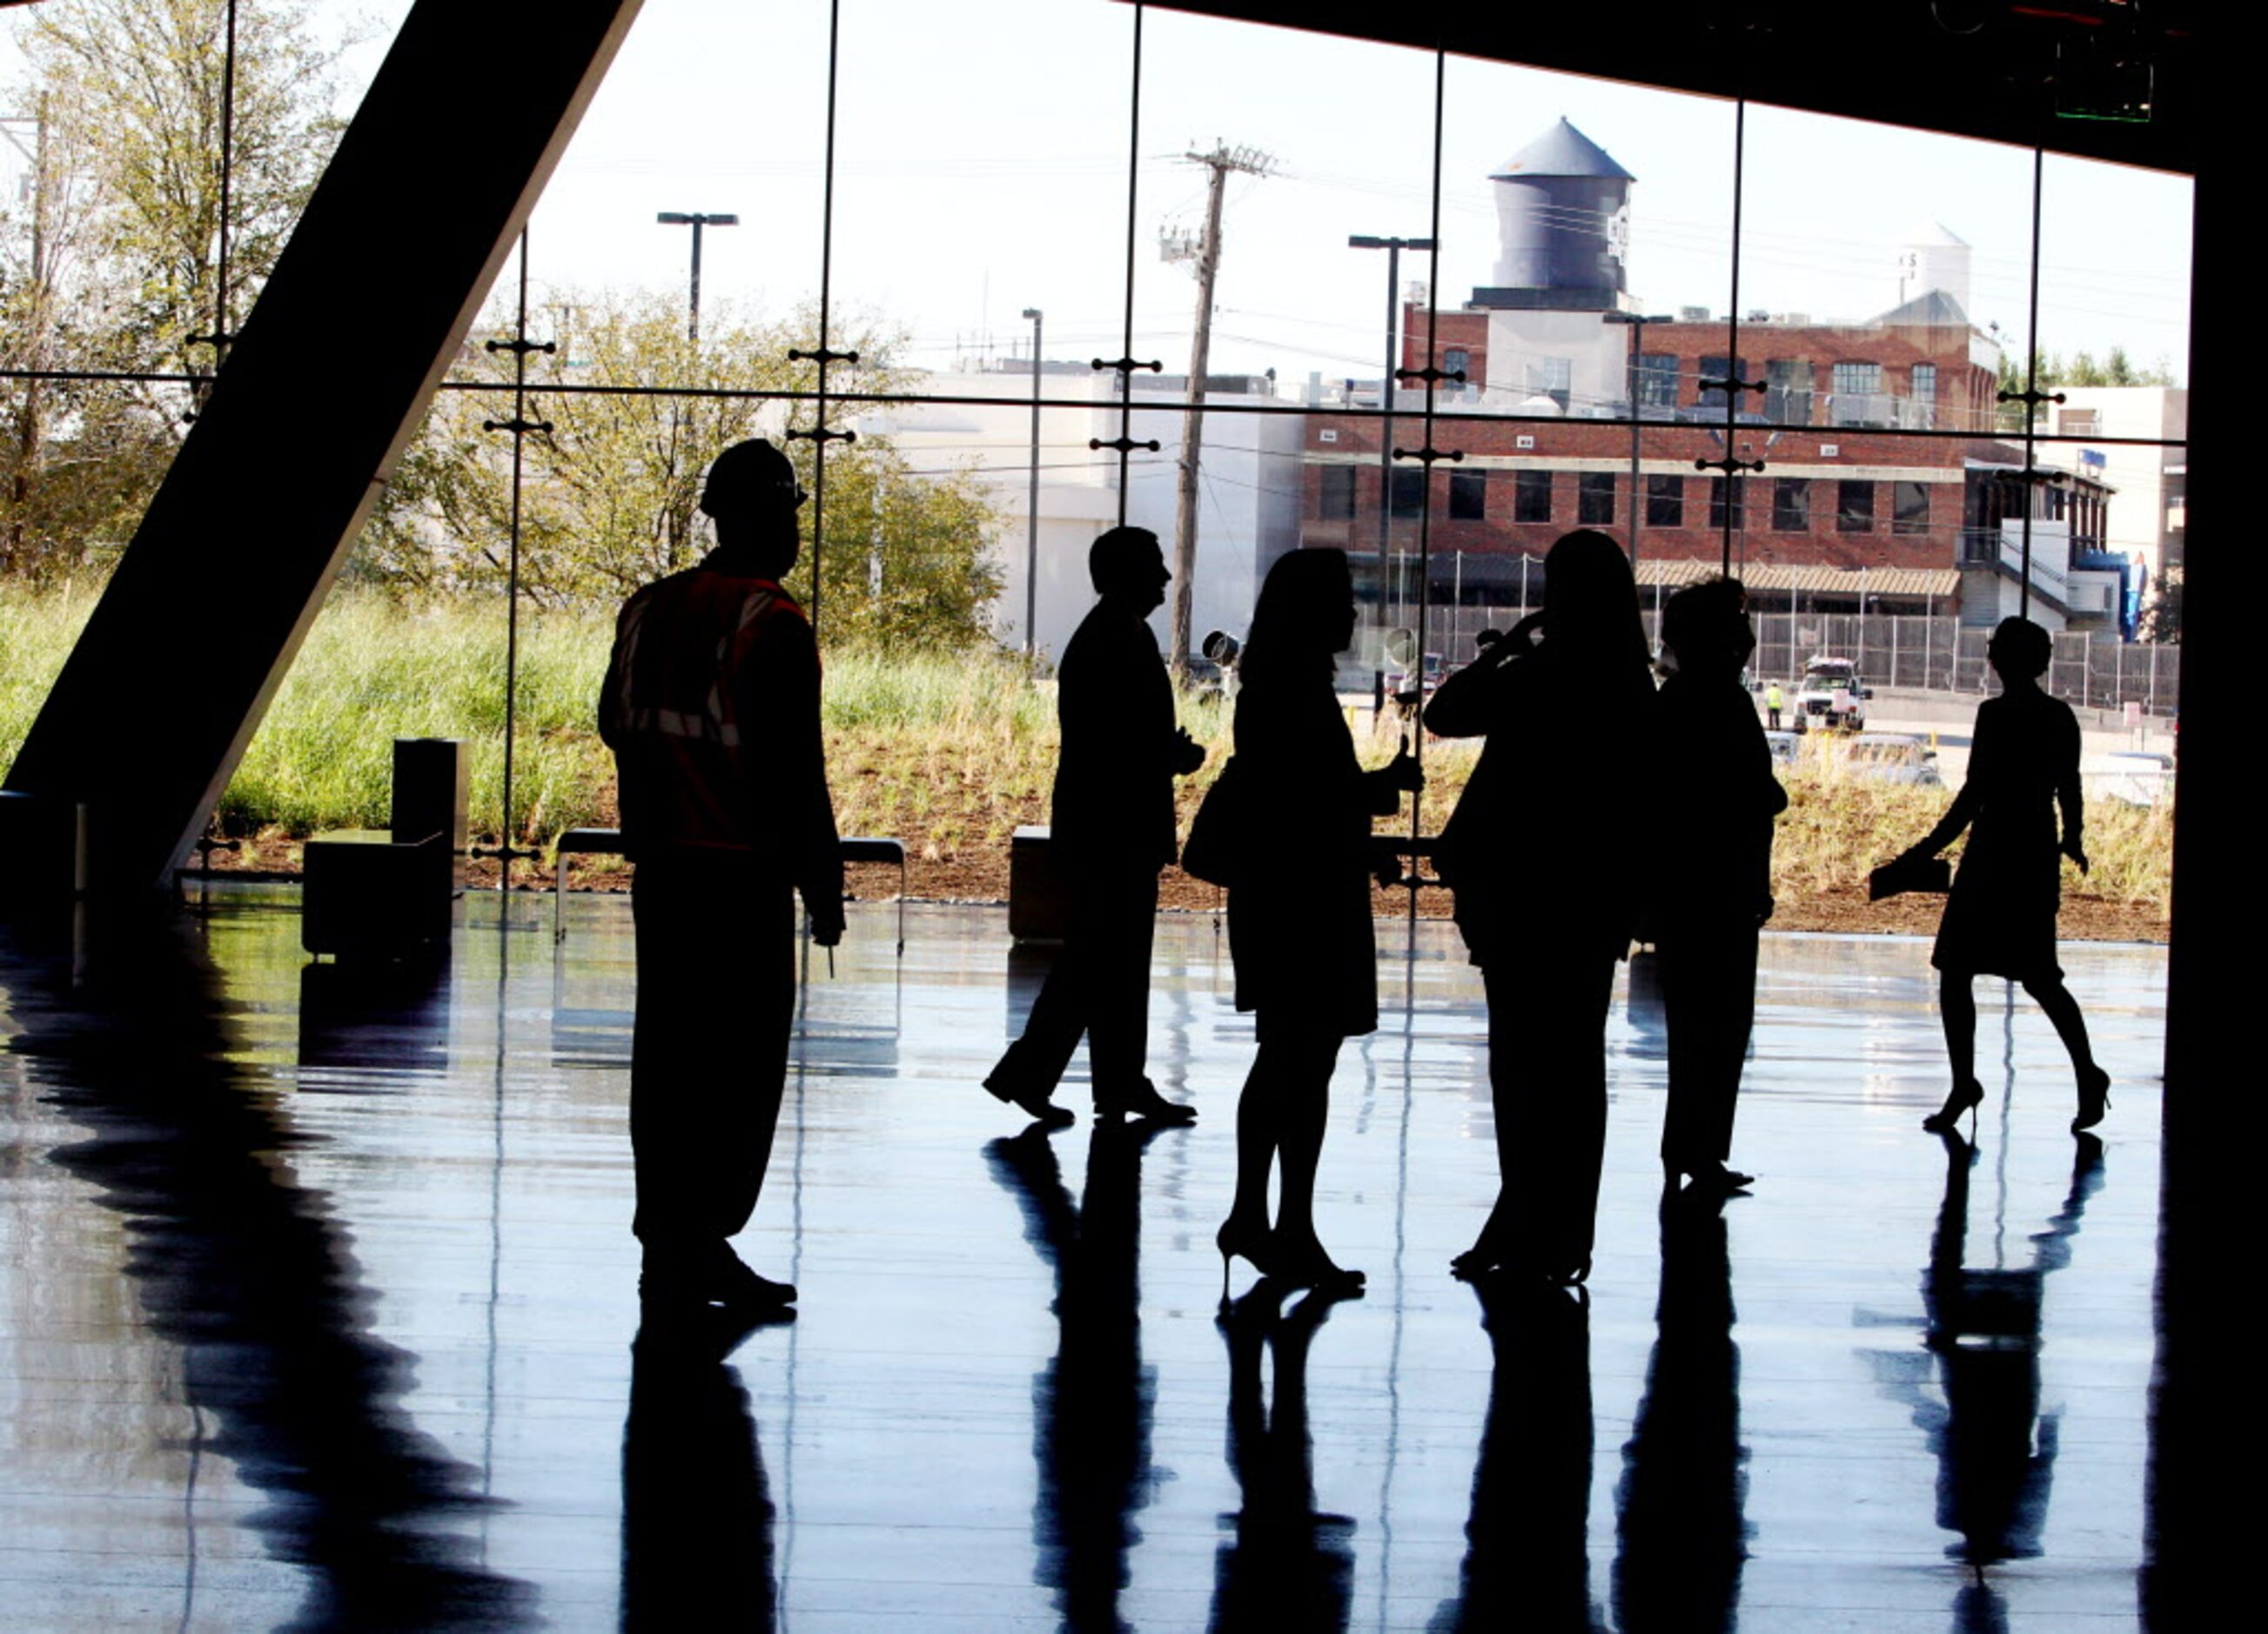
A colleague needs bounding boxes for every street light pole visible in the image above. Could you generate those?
[1021,306,1043,657]
[1350,234,1433,687]
[655,211,739,343]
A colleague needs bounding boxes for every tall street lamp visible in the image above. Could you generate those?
[1020,306,1043,656]
[655,211,738,343]
[1603,310,1674,566]
[1349,234,1433,689]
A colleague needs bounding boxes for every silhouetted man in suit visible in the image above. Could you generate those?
[600,439,843,1311]
[1651,577,1784,1197]
[986,526,1204,1124]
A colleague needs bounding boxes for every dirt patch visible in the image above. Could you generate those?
[198,826,2167,943]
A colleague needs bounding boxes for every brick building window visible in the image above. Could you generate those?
[1449,470,1487,519]
[1636,352,1679,410]
[1578,471,1615,525]
[1833,361,1888,429]
[1767,359,1813,425]
[1772,476,1809,530]
[1390,467,1426,518]
[1911,362,1936,406]
[1708,475,1744,530]
[1893,479,1930,534]
[1837,479,1876,532]
[1443,346,1472,382]
[1700,354,1745,410]
[1647,474,1684,526]
[1319,465,1357,519]
[1513,470,1553,522]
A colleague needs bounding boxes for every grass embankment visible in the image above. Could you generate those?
[0,587,2170,936]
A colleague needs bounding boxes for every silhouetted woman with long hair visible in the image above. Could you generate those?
[1898,616,2110,1134]
[1217,547,1419,1297]
[1425,529,1655,1286]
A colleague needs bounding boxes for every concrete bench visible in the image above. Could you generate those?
[554,829,909,951]
[303,828,452,959]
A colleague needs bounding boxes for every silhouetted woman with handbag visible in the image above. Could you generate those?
[1215,548,1419,1300]
[1896,617,2110,1135]
[1424,529,1655,1286]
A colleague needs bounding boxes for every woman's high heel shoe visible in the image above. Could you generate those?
[1922,1077,1984,1134]
[1216,1218,1274,1305]
[2072,1066,2112,1133]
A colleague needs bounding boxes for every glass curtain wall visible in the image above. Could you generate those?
[2,0,2197,843]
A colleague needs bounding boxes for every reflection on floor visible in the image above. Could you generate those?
[1,890,2166,1630]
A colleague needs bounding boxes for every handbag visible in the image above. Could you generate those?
[1869,851,1952,901]
[1180,755,1249,887]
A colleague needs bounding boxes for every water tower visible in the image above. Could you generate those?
[1896,220,1973,316]
[1471,117,1634,311]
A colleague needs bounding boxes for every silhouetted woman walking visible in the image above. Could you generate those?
[1425,530,1655,1286]
[1897,617,2110,1134]
[1217,548,1419,1298]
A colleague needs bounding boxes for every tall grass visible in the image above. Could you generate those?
[0,583,2173,912]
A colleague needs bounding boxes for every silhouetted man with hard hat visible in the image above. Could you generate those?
[601,438,843,1312]
[985,526,1205,1125]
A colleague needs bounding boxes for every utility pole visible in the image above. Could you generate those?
[1020,306,1043,656]
[1161,141,1272,675]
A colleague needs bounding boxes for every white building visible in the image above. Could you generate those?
[862,365,1305,664]
[2051,385,2187,589]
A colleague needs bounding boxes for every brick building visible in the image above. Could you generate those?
[1298,119,2116,634]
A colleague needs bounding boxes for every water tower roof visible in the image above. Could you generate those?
[1490,117,1634,183]
[1871,288,1972,328]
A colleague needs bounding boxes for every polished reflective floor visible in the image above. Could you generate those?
[1,890,2167,1630]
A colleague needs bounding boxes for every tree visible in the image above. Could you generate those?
[2144,566,2182,644]
[1995,345,2180,428]
[359,288,1004,647]
[3,0,350,582]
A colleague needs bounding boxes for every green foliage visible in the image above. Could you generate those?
[3,0,350,583]
[360,288,1004,647]
[1996,345,2181,428]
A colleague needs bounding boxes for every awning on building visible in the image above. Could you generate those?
[1629,559,1961,598]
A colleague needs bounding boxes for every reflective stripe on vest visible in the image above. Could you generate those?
[608,573,806,849]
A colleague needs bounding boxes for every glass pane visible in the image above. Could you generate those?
[2,0,382,591]
[1132,8,1438,667]
[829,0,1136,378]
[1738,105,2037,440]
[2033,152,2191,640]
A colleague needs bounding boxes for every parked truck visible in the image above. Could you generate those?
[1794,655,1868,732]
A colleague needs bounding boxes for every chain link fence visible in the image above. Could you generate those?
[1384,596,2183,718]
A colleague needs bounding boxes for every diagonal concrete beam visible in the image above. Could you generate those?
[5,0,644,894]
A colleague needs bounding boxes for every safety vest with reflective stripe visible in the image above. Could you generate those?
[601,569,817,854]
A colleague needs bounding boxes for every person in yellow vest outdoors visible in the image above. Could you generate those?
[1763,679,1784,731]
[600,438,843,1314]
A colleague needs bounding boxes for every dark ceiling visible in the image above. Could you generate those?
[1140,3,2204,175]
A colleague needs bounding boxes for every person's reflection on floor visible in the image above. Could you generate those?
[1614,1193,1749,1633]
[620,1309,784,1631]
[1429,1282,1603,1631]
[1908,1131,2105,1590]
[985,1117,1167,1631]
[1210,1281,1359,1633]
